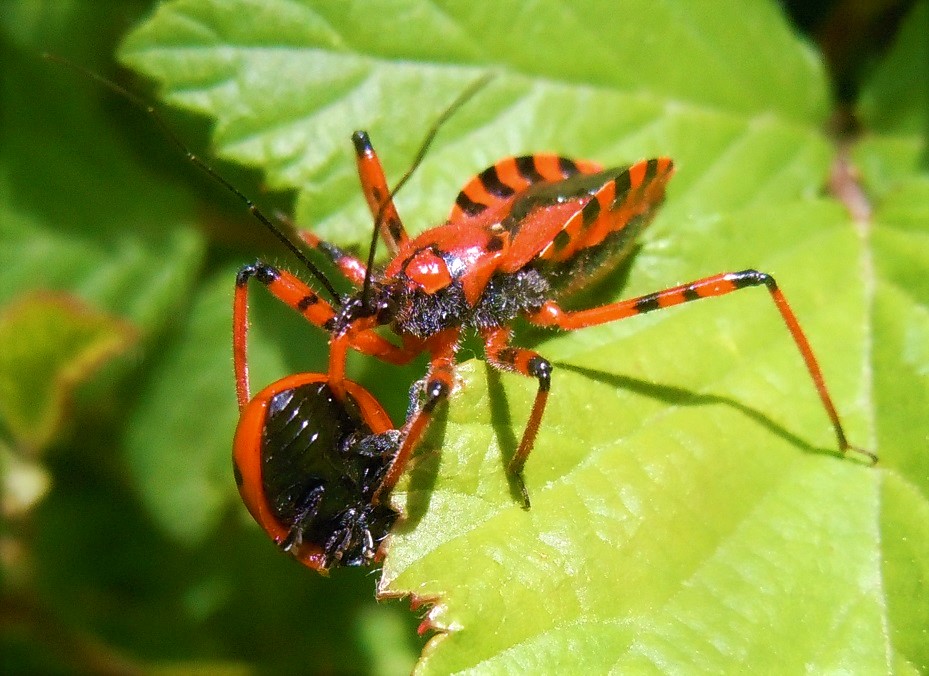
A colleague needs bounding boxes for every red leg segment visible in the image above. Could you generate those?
[234,262,416,409]
[482,327,553,508]
[529,269,874,461]
[327,315,380,401]
[372,329,461,503]
[234,263,336,410]
[352,131,409,255]
[233,269,252,411]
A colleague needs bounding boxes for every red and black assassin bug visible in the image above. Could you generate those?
[239,132,875,509]
[53,55,873,569]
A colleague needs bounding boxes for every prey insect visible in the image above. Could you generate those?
[44,53,405,571]
[233,373,400,570]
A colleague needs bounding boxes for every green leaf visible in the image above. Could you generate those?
[0,47,205,335]
[2,2,418,673]
[123,268,242,543]
[871,178,929,495]
[0,294,136,451]
[116,0,928,672]
[855,0,929,508]
[118,0,831,249]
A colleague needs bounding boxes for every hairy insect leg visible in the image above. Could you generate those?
[299,230,369,287]
[234,262,337,409]
[353,76,492,277]
[325,318,421,414]
[235,262,413,409]
[529,269,875,462]
[371,330,461,504]
[482,327,553,508]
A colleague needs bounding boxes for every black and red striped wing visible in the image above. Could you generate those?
[535,156,675,263]
[449,154,602,222]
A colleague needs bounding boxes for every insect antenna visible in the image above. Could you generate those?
[360,73,495,310]
[44,53,343,305]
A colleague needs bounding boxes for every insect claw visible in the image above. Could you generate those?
[849,445,879,465]
[510,472,531,510]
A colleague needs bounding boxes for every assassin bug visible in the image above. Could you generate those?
[244,142,876,511]
[53,55,872,552]
[282,142,875,509]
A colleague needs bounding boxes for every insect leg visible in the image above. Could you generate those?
[482,327,552,508]
[353,131,409,255]
[298,230,368,287]
[371,330,461,504]
[234,263,411,408]
[529,269,875,462]
[234,262,337,409]
[326,317,421,412]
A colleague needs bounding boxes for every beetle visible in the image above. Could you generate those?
[232,372,400,571]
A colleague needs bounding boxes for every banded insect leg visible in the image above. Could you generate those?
[482,326,553,508]
[529,269,875,462]
[372,329,461,503]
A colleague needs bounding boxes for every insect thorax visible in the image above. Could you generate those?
[471,268,550,329]
[379,266,550,339]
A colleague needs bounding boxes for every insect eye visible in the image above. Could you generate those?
[404,248,452,294]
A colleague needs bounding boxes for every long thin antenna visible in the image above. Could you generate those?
[361,73,495,308]
[44,53,343,305]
